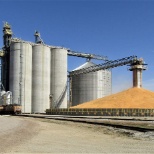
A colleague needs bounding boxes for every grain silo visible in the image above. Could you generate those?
[50,48,67,108]
[103,69,112,96]
[70,61,112,106]
[32,44,51,113]
[9,40,32,113]
[1,23,113,113]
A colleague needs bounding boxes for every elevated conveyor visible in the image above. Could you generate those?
[69,56,138,77]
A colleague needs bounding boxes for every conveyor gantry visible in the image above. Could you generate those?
[69,55,138,76]
[67,50,108,61]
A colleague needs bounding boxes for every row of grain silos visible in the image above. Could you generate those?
[9,40,67,113]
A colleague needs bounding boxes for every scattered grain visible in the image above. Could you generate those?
[72,87,154,108]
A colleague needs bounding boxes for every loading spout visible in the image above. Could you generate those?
[129,58,147,88]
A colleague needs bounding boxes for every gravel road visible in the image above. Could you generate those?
[0,116,154,153]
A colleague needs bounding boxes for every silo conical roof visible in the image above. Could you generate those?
[72,61,96,71]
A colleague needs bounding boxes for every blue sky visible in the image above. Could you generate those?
[0,0,154,93]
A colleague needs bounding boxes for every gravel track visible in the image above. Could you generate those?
[0,116,154,153]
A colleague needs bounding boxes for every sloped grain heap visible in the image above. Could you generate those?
[72,87,154,108]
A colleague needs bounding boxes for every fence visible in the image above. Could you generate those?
[46,108,154,117]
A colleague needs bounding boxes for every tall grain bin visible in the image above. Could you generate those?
[32,44,51,113]
[104,69,112,96]
[50,48,67,108]
[9,41,32,113]
[70,62,112,106]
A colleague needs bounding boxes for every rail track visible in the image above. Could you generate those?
[16,114,154,133]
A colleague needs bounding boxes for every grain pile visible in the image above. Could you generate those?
[72,87,154,108]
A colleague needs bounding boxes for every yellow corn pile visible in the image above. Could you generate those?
[72,87,154,108]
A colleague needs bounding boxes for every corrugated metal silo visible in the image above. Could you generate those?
[9,41,32,113]
[50,48,67,108]
[70,62,112,106]
[104,69,112,96]
[32,44,51,113]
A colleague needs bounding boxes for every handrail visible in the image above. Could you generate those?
[54,82,67,108]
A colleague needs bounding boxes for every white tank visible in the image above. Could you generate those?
[70,62,112,106]
[50,48,67,108]
[32,44,51,113]
[9,41,32,113]
[0,91,12,105]
[0,90,6,105]
[0,90,6,97]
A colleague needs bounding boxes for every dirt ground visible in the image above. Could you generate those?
[0,116,154,153]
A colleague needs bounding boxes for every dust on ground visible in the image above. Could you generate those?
[0,116,154,153]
